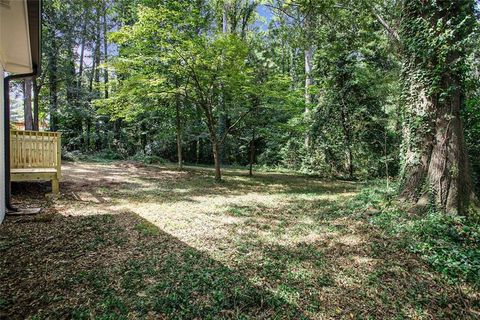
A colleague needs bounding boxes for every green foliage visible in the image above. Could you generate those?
[465,100,480,187]
[400,1,477,94]
[129,153,166,165]
[356,182,480,287]
[399,0,478,180]
[36,0,480,193]
[134,220,161,236]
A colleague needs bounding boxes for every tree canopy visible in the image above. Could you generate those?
[22,0,480,215]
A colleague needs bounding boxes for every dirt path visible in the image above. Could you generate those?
[0,161,478,319]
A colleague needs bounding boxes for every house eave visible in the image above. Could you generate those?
[0,0,41,74]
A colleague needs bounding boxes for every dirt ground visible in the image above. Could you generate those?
[0,161,478,319]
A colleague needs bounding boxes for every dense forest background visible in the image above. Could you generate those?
[12,0,480,214]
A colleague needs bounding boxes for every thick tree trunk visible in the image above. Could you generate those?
[400,76,476,214]
[23,79,33,130]
[32,78,40,131]
[399,1,478,215]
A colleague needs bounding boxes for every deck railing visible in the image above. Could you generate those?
[10,130,62,193]
[10,130,61,171]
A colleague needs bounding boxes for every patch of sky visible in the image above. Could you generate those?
[254,4,274,31]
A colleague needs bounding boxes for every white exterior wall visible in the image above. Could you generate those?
[0,0,33,223]
[0,64,5,223]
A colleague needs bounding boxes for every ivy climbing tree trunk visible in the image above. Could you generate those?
[399,0,478,215]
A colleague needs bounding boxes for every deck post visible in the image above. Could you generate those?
[56,133,62,180]
[51,178,59,194]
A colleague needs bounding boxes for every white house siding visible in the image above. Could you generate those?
[0,0,33,223]
[0,64,5,223]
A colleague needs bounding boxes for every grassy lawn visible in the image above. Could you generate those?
[0,161,478,319]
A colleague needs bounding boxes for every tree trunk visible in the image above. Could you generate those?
[86,120,91,151]
[48,42,58,132]
[32,78,40,131]
[76,10,87,145]
[114,118,122,146]
[304,46,314,147]
[103,2,109,99]
[249,129,255,176]
[23,79,33,130]
[78,6,88,88]
[66,39,76,108]
[95,121,102,150]
[175,98,183,170]
[196,137,201,164]
[303,7,314,148]
[93,14,102,149]
[304,48,314,104]
[218,3,229,165]
[213,142,222,181]
[384,132,389,188]
[400,75,476,214]
[399,0,478,215]
[340,103,354,179]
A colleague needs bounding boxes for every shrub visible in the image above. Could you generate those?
[354,181,480,287]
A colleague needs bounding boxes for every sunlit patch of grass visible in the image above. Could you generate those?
[3,162,478,319]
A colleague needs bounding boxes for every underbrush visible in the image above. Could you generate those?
[129,153,166,165]
[62,150,166,165]
[62,150,122,162]
[351,181,480,288]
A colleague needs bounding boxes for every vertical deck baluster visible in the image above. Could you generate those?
[27,132,31,168]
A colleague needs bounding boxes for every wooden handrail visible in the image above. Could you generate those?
[10,130,62,170]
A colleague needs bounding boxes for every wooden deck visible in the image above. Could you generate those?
[10,130,62,194]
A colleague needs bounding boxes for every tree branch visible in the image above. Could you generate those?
[220,108,253,145]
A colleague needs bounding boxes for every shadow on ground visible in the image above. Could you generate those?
[1,161,478,319]
[0,209,306,319]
